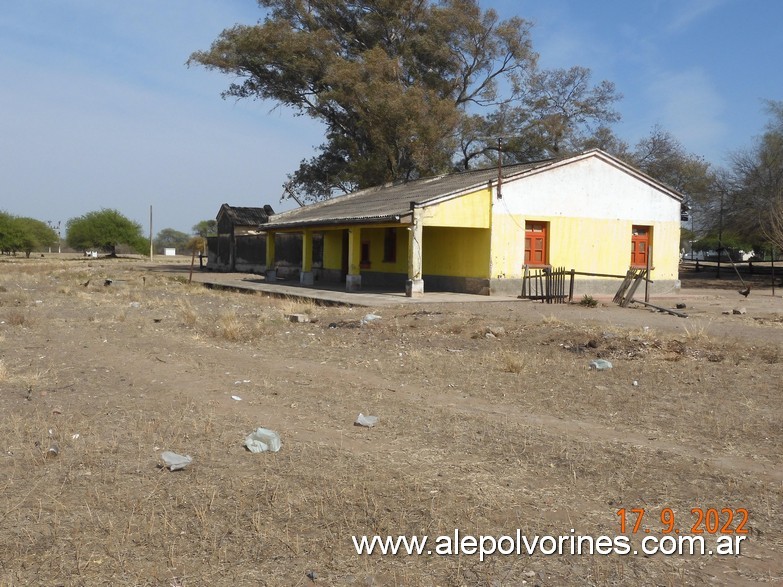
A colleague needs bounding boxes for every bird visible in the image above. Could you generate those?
[738,286,751,298]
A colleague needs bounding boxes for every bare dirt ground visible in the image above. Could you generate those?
[0,257,781,586]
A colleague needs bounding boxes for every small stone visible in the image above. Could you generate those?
[676,303,686,309]
[732,307,746,315]
[286,313,311,323]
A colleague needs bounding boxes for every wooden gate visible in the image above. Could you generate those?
[612,268,649,307]
[520,266,574,303]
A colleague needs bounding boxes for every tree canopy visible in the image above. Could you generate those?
[0,212,58,257]
[189,0,620,202]
[66,209,146,256]
[192,220,217,238]
[725,100,783,251]
[154,228,190,253]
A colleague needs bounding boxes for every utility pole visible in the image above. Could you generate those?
[716,192,724,279]
[149,205,153,261]
[496,137,503,199]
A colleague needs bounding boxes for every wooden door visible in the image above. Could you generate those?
[631,225,651,267]
[525,222,548,266]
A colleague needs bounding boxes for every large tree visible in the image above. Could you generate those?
[66,209,146,256]
[154,228,190,253]
[15,217,58,257]
[0,213,58,256]
[192,219,217,238]
[726,100,783,251]
[189,0,620,202]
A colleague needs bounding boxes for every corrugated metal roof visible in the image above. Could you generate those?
[218,204,274,226]
[262,161,548,229]
[260,150,684,231]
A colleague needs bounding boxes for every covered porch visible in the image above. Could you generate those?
[262,212,491,297]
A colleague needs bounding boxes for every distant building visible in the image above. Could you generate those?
[208,204,305,276]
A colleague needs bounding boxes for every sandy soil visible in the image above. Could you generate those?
[0,256,781,586]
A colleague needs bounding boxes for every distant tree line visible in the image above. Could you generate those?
[1,208,219,258]
[0,212,58,257]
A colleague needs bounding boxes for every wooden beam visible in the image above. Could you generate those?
[630,299,688,318]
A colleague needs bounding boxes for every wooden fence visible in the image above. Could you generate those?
[520,266,574,303]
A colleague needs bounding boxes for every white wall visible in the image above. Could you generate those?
[499,155,681,222]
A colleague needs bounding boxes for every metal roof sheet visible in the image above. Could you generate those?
[260,150,684,231]
[262,161,546,230]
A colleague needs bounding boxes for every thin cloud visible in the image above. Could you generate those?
[666,0,731,33]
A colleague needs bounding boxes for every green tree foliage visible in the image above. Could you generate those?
[154,228,190,254]
[0,211,22,254]
[15,218,58,257]
[66,209,146,256]
[192,220,217,238]
[189,0,620,201]
[0,212,58,256]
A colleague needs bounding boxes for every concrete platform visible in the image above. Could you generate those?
[153,267,520,307]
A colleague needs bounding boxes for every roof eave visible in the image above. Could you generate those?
[259,214,405,231]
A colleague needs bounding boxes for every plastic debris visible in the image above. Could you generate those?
[231,395,242,401]
[360,313,382,325]
[589,359,613,370]
[161,451,192,471]
[354,413,379,428]
[245,428,282,453]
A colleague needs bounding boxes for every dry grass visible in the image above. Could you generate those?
[0,258,781,586]
[5,310,28,326]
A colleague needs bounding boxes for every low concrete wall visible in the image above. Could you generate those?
[489,276,681,298]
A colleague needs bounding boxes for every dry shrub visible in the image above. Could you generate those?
[216,311,244,341]
[760,346,781,364]
[176,298,198,327]
[274,295,317,316]
[499,351,528,374]
[683,318,712,342]
[6,310,27,326]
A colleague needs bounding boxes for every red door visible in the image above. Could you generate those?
[631,226,651,267]
[525,222,548,266]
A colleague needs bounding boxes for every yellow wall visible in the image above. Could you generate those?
[322,230,343,270]
[321,227,408,272]
[423,227,491,277]
[422,189,491,228]
[490,214,681,282]
[358,227,408,273]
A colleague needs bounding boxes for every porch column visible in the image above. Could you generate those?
[406,207,424,297]
[346,226,362,291]
[265,231,276,281]
[300,229,314,285]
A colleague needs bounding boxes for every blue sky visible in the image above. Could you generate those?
[1,0,780,236]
